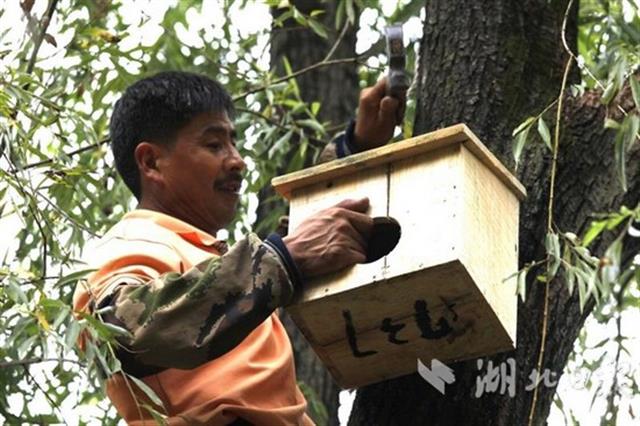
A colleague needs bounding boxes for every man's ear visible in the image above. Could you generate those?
[134,142,165,184]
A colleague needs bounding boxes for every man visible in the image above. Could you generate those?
[73,71,404,425]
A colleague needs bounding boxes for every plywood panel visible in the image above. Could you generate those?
[385,144,463,280]
[288,261,479,346]
[312,263,515,387]
[273,125,469,198]
[272,124,526,201]
[459,146,519,343]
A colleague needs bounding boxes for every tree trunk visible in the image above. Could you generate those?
[348,1,640,425]
[265,2,359,424]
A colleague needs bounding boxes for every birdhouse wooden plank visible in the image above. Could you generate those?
[272,124,526,389]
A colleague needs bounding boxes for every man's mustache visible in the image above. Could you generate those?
[213,173,244,191]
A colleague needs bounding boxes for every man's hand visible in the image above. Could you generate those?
[283,198,373,279]
[353,78,406,151]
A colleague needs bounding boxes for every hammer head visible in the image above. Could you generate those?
[385,24,410,99]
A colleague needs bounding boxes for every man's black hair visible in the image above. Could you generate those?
[109,71,235,199]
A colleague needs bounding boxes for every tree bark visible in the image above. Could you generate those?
[265,2,359,425]
[348,1,639,425]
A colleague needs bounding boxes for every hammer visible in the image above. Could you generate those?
[385,24,410,100]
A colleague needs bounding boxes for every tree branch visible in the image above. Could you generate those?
[23,139,109,170]
[323,21,350,62]
[559,0,639,140]
[235,107,327,149]
[2,151,50,285]
[233,57,361,102]
[23,367,69,426]
[25,0,60,75]
[527,54,574,426]
[0,357,84,369]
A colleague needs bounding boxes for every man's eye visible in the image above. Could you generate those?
[207,142,222,150]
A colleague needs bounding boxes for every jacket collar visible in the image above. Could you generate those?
[123,209,220,247]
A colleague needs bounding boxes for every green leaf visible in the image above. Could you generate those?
[512,116,536,137]
[604,118,621,129]
[566,267,576,296]
[576,270,587,312]
[287,142,307,173]
[281,56,294,77]
[17,334,38,359]
[101,322,132,338]
[563,232,579,245]
[606,236,623,269]
[140,404,168,425]
[630,76,640,110]
[51,305,70,329]
[78,312,126,341]
[297,118,326,134]
[601,82,616,105]
[308,19,328,39]
[345,0,355,24]
[268,129,293,159]
[589,383,603,409]
[601,236,623,290]
[92,341,111,376]
[335,0,345,29]
[590,337,610,350]
[513,126,530,168]
[54,268,96,288]
[583,220,607,247]
[272,9,292,27]
[265,88,274,105]
[292,7,307,25]
[6,278,28,304]
[127,375,165,408]
[517,267,529,302]
[537,117,552,151]
[298,381,328,424]
[546,232,561,278]
[579,259,599,305]
[0,185,8,215]
[613,115,639,191]
[64,319,82,349]
[604,212,628,231]
[626,115,640,152]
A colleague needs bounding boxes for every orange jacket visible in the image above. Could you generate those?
[73,209,313,425]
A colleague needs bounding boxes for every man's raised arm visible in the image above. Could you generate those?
[318,78,405,163]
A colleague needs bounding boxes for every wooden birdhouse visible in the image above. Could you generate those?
[272,124,526,389]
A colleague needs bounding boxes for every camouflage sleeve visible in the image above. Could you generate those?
[99,233,299,372]
[317,120,358,164]
[317,140,340,163]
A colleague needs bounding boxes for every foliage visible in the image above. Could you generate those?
[0,0,334,422]
[298,380,329,426]
[0,0,424,423]
[0,0,637,424]
[508,0,640,423]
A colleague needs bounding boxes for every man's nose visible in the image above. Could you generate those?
[226,145,246,172]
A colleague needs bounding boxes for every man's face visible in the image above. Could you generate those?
[152,110,245,233]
